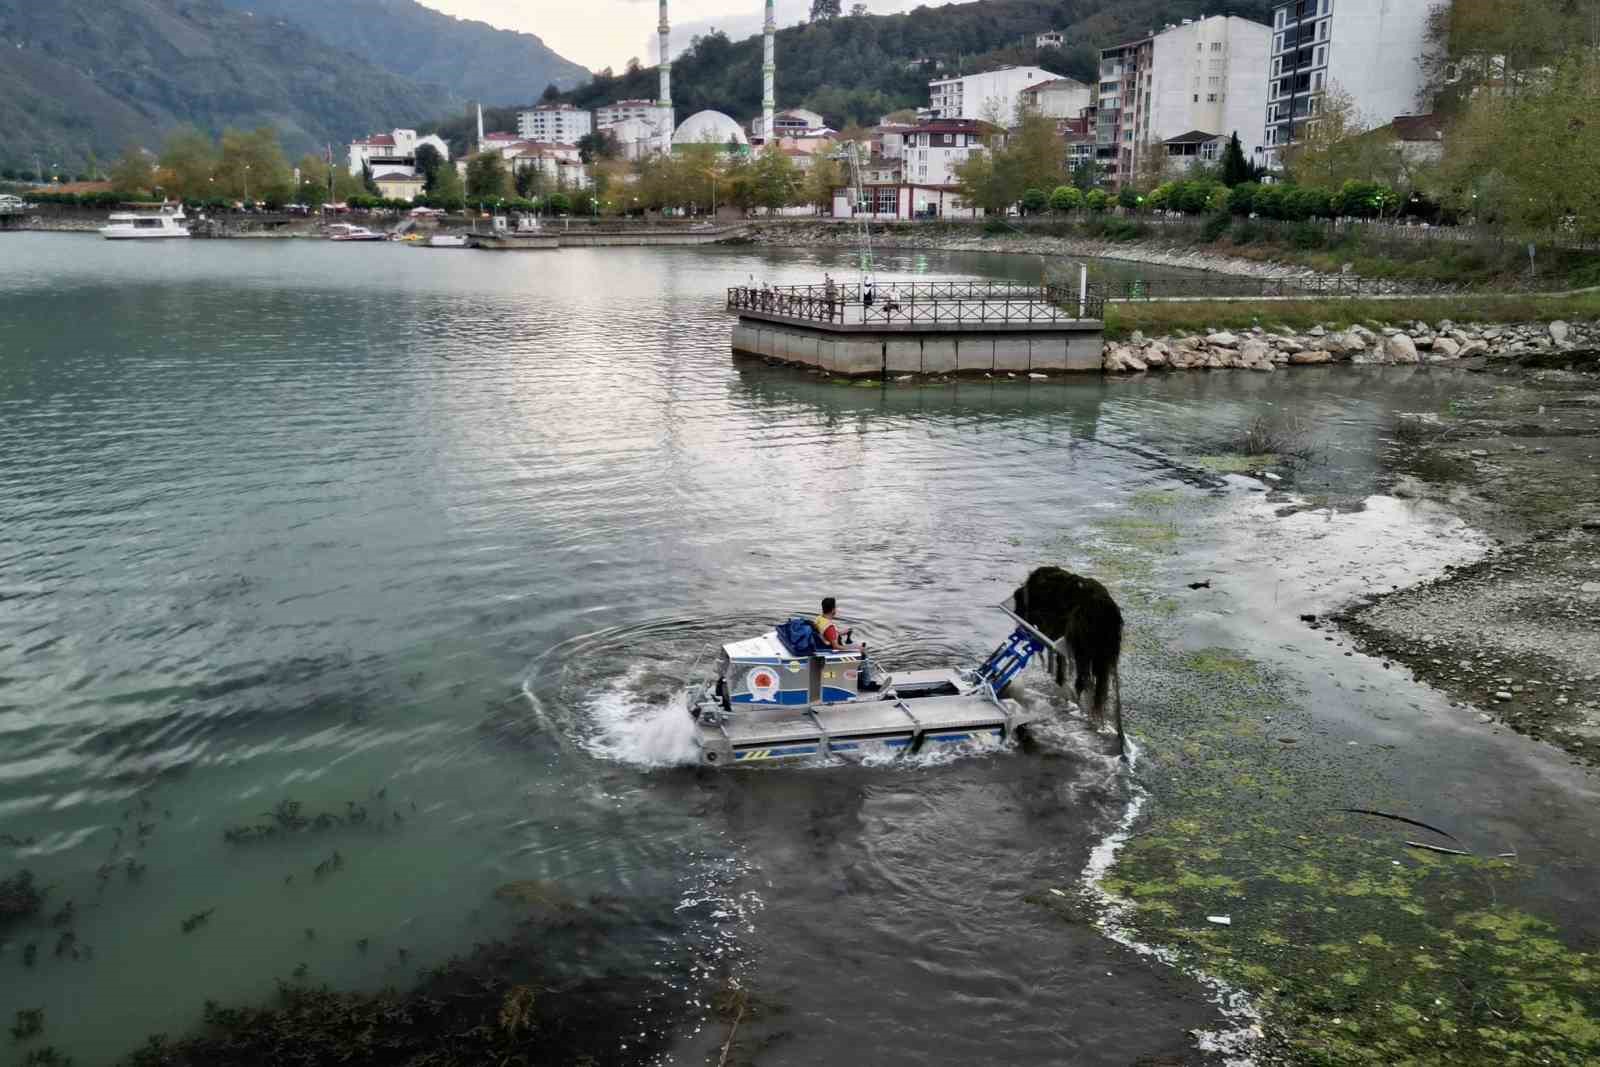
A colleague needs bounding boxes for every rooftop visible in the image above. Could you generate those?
[1390,113,1445,142]
[1162,129,1222,145]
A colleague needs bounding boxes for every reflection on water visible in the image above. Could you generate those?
[0,235,1494,1064]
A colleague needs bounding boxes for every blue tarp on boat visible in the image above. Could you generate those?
[775,618,826,656]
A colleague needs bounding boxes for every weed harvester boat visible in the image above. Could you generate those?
[687,606,1076,766]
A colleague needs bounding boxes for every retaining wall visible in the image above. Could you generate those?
[731,318,1105,376]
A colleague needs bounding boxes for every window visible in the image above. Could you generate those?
[1201,140,1220,160]
[1207,93,1218,101]
[1196,42,1203,52]
[1315,45,1326,65]
[1317,19,1328,40]
[1194,94,1200,102]
[1272,58,1281,76]
[1211,42,1223,52]
[1275,9,1285,28]
[942,133,953,144]
[1274,34,1283,54]
[877,188,897,213]
[1313,71,1324,91]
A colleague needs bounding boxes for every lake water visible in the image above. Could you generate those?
[0,234,1579,1065]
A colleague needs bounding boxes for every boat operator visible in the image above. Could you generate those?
[814,597,863,652]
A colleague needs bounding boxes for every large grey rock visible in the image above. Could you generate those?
[1457,339,1490,358]
[1205,331,1240,348]
[1289,349,1333,365]
[1144,342,1169,367]
[1122,350,1149,372]
[1433,337,1461,359]
[1351,324,1378,343]
[1384,333,1421,364]
[1550,320,1570,346]
[1239,339,1272,367]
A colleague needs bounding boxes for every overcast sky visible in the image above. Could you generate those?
[422,1,915,72]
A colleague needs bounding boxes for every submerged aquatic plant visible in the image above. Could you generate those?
[10,1007,43,1040]
[0,869,45,928]
[179,909,214,934]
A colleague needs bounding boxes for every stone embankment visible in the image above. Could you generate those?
[1102,318,1594,374]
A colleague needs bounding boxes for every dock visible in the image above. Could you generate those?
[728,281,1106,377]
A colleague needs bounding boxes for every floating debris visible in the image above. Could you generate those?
[0,834,38,848]
[52,932,76,959]
[355,938,369,953]
[49,900,74,929]
[180,909,215,934]
[311,851,345,880]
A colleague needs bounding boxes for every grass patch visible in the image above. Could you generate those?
[1101,292,1600,341]
[1193,453,1275,473]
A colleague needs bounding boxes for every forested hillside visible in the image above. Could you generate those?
[552,0,1273,131]
[0,0,446,173]
[217,0,591,105]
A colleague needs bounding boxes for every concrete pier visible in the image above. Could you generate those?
[728,281,1105,377]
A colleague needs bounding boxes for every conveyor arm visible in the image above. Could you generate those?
[975,607,1064,694]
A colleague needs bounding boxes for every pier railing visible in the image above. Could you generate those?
[727,281,1104,326]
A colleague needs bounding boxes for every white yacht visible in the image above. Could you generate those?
[327,223,388,242]
[99,204,190,240]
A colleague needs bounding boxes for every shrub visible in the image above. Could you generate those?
[1021,187,1049,214]
[1253,185,1286,220]
[1229,182,1260,216]
[546,193,572,214]
[1049,185,1081,213]
[1289,221,1327,249]
[1146,183,1174,211]
[1206,186,1231,214]
[1117,186,1141,211]
[1085,189,1110,213]
[1200,212,1232,243]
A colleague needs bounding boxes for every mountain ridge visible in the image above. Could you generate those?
[216,0,591,105]
[0,0,450,171]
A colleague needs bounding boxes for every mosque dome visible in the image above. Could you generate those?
[672,110,750,148]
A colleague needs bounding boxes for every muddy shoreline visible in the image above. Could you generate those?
[1330,353,1600,766]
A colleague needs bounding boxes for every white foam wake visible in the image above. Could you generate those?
[579,670,702,768]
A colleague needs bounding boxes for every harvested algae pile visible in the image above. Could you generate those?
[1037,491,1600,1066]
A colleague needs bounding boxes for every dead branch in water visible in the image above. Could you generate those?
[1405,840,1474,857]
[718,986,748,1067]
[1339,808,1461,843]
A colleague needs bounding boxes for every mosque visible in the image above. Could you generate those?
[636,0,777,154]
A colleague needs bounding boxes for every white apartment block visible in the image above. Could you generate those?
[928,66,1061,126]
[900,121,986,185]
[1036,31,1066,49]
[516,104,593,146]
[595,99,674,132]
[1099,15,1271,186]
[1263,0,1437,168]
[347,128,450,176]
[1019,76,1093,119]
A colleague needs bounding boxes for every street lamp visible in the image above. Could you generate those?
[590,196,597,218]
[243,163,251,205]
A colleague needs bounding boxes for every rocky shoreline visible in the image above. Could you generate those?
[1102,317,1594,373]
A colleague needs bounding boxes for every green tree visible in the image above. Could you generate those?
[804,155,843,211]
[810,0,842,20]
[219,127,293,203]
[750,146,800,212]
[1117,185,1140,211]
[547,192,572,215]
[1049,185,1081,213]
[432,162,465,208]
[465,153,511,199]
[108,146,156,196]
[157,127,220,200]
[1071,159,1098,191]
[1220,132,1253,186]
[542,83,562,103]
[361,161,380,197]
[414,144,445,191]
[1084,188,1109,213]
[1020,187,1048,214]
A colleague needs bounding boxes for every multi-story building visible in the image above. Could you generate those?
[516,104,593,146]
[900,120,987,185]
[751,108,827,142]
[595,99,675,158]
[595,99,674,132]
[928,66,1061,126]
[1019,77,1094,119]
[347,128,450,177]
[1263,0,1437,169]
[1095,15,1271,187]
[1036,31,1066,49]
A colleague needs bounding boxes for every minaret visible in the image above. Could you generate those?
[761,0,776,143]
[475,101,484,153]
[658,0,672,109]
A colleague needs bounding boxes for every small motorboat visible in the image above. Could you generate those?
[686,606,1063,766]
[424,233,470,248]
[327,223,387,242]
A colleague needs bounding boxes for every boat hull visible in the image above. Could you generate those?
[100,229,189,240]
[689,673,1033,767]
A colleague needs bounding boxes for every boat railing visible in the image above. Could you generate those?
[727,281,1104,325]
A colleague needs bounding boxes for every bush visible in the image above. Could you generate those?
[1253,185,1286,220]
[1206,186,1231,214]
[1049,185,1081,213]
[1289,221,1328,249]
[1117,186,1141,211]
[1084,189,1109,213]
[1020,187,1049,214]
[983,216,1012,234]
[1200,212,1232,243]
[1146,183,1173,211]
[546,193,572,215]
[1229,182,1260,216]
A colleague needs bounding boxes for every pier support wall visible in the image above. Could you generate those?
[731,319,1104,376]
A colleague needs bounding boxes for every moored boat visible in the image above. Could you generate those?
[326,223,388,242]
[99,204,190,240]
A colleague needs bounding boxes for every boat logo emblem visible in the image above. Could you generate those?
[746,667,781,702]
[785,661,804,673]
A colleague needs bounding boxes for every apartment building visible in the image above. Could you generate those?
[595,100,674,132]
[516,104,593,146]
[1095,15,1271,187]
[900,120,987,185]
[928,67,1059,126]
[1019,77,1094,119]
[1263,0,1437,168]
